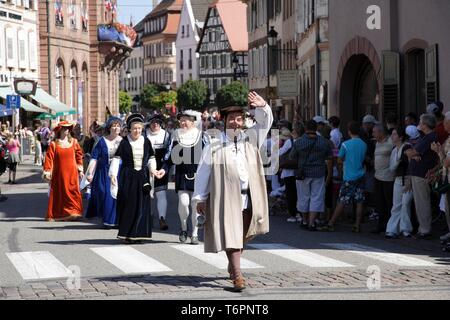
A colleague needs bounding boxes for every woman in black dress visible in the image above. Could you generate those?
[145,114,172,230]
[161,110,209,244]
[109,114,158,244]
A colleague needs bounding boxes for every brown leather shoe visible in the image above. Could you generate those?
[233,277,246,292]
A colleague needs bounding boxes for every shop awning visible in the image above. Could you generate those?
[30,87,74,113]
[0,85,47,113]
[55,110,76,116]
[35,112,56,120]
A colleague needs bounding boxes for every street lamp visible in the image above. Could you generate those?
[266,26,278,107]
[125,69,131,92]
[164,82,171,91]
[268,26,278,47]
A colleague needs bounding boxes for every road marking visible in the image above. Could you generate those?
[323,243,439,267]
[6,251,71,280]
[171,244,264,270]
[247,243,354,268]
[90,246,172,274]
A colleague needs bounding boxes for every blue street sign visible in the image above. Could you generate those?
[6,95,20,110]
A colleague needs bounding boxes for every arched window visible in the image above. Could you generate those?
[70,61,78,112]
[55,59,65,103]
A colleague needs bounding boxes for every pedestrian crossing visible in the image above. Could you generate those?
[323,243,439,267]
[3,243,443,281]
[5,251,72,280]
[247,243,354,268]
[91,246,173,274]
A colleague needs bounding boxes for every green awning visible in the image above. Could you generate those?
[0,85,47,113]
[35,113,56,120]
[30,87,74,113]
[55,110,76,116]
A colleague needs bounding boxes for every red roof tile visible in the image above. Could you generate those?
[215,0,248,51]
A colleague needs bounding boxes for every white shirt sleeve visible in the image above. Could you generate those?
[389,147,400,172]
[278,139,292,156]
[109,157,120,178]
[192,144,212,202]
[252,104,274,148]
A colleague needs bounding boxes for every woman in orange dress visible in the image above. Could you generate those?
[43,121,84,221]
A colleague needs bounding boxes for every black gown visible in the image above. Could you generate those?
[150,130,171,192]
[115,136,155,241]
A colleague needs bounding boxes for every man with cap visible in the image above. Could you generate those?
[161,109,208,245]
[109,114,158,244]
[193,91,273,291]
[360,115,378,211]
[313,116,330,138]
[428,101,448,144]
[145,113,171,230]
[85,116,123,228]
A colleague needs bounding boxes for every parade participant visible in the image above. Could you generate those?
[43,121,84,221]
[162,109,208,245]
[145,114,171,230]
[109,114,158,244]
[85,116,123,228]
[193,91,273,292]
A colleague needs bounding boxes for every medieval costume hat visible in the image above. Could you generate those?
[176,109,201,122]
[126,113,145,129]
[146,113,165,126]
[219,105,248,118]
[105,116,123,129]
[53,120,74,133]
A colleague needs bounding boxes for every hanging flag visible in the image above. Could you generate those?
[105,0,112,11]
[54,0,63,23]
[111,1,118,18]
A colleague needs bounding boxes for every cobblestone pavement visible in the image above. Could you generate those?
[1,268,450,300]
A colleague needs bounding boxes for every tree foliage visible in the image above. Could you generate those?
[140,84,164,109]
[119,90,132,114]
[177,80,208,111]
[215,81,249,108]
[151,90,178,114]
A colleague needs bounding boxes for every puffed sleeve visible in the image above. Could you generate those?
[43,141,56,180]
[109,139,123,178]
[74,140,84,172]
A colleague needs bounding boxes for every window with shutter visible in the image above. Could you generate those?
[425,44,439,104]
[382,51,400,117]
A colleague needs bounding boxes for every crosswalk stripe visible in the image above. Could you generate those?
[247,243,354,267]
[171,244,264,270]
[6,251,71,280]
[90,246,172,274]
[323,243,439,267]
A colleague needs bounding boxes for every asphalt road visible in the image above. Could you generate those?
[1,158,450,300]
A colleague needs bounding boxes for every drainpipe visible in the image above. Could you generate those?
[315,17,321,117]
[46,0,52,94]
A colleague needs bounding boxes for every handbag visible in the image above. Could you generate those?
[295,138,317,181]
[432,175,450,194]
[279,152,298,169]
[279,139,298,170]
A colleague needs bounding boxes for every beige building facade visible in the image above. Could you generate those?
[142,0,182,90]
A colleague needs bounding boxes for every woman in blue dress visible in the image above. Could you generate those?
[85,117,123,228]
